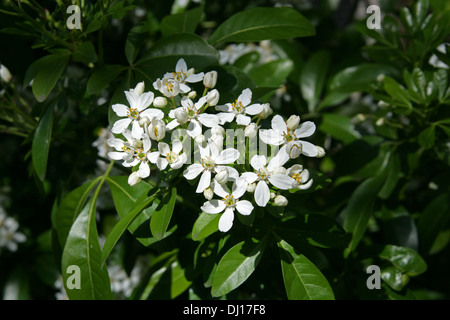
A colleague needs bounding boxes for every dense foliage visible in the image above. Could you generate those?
[0,0,449,300]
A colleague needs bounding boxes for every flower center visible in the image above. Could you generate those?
[128,108,139,119]
[136,148,146,161]
[231,100,244,113]
[282,130,296,142]
[187,107,197,118]
[172,71,186,82]
[223,194,236,207]
[291,173,302,183]
[166,151,178,163]
[256,167,270,180]
[201,156,215,171]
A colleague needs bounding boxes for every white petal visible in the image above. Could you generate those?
[112,104,129,117]
[183,163,203,180]
[125,90,139,109]
[218,208,234,232]
[300,140,319,157]
[158,142,170,155]
[156,157,168,170]
[215,104,232,112]
[250,154,267,170]
[241,172,258,184]
[245,103,264,115]
[211,180,230,198]
[236,114,251,126]
[108,151,125,160]
[268,174,295,190]
[198,113,220,127]
[267,145,289,171]
[185,72,204,83]
[294,121,316,138]
[231,178,248,199]
[255,180,270,207]
[147,151,160,164]
[215,148,239,164]
[172,139,183,154]
[299,179,314,190]
[170,156,186,169]
[187,119,202,138]
[137,91,154,111]
[140,108,164,120]
[217,112,235,125]
[196,170,212,193]
[201,199,226,214]
[111,118,131,134]
[180,83,191,93]
[142,134,151,152]
[259,129,284,145]
[137,162,150,178]
[176,58,187,73]
[208,140,220,159]
[166,119,180,130]
[238,88,252,107]
[271,115,288,132]
[235,200,254,216]
[131,120,144,139]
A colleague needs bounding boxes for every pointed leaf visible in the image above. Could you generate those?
[150,187,177,240]
[32,105,54,181]
[192,212,220,241]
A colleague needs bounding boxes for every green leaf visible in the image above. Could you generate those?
[150,187,177,240]
[247,58,294,88]
[125,23,150,65]
[418,125,435,149]
[72,41,98,65]
[136,33,219,80]
[25,52,70,102]
[383,76,413,112]
[277,239,334,300]
[208,7,315,46]
[101,191,159,267]
[192,212,220,241]
[86,64,126,95]
[31,105,54,181]
[379,245,427,276]
[61,196,112,300]
[54,177,101,248]
[378,152,401,199]
[328,63,397,93]
[300,50,330,112]
[160,7,203,37]
[319,113,361,144]
[381,266,408,291]
[211,236,269,297]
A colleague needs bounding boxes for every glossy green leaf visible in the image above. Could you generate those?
[300,50,330,112]
[31,105,54,181]
[26,52,70,102]
[61,196,112,300]
[418,125,435,149]
[328,63,397,93]
[192,212,220,241]
[125,23,150,65]
[277,239,334,300]
[211,236,269,297]
[319,113,361,144]
[136,33,219,80]
[247,58,294,88]
[150,187,177,240]
[72,41,97,64]
[381,266,408,291]
[54,177,101,248]
[383,76,413,112]
[378,152,401,199]
[160,7,203,37]
[86,64,126,95]
[379,245,427,276]
[208,7,315,46]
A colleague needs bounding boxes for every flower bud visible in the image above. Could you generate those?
[215,169,229,184]
[133,81,145,96]
[211,125,225,136]
[270,192,276,199]
[203,187,214,200]
[188,91,197,99]
[139,116,151,127]
[206,89,220,106]
[128,172,142,186]
[0,65,12,83]
[287,141,302,159]
[203,71,218,88]
[286,115,300,131]
[195,134,206,144]
[315,146,326,158]
[274,195,288,206]
[153,96,168,108]
[258,103,273,119]
[244,123,258,138]
[247,182,256,193]
[148,118,166,141]
[174,108,189,124]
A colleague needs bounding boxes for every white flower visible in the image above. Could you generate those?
[206,89,220,106]
[241,152,295,207]
[160,58,204,94]
[148,139,187,170]
[259,114,318,158]
[216,88,264,126]
[153,77,180,98]
[167,96,219,138]
[111,86,164,139]
[0,211,26,252]
[286,164,313,190]
[183,140,239,193]
[200,178,254,232]
[146,117,166,141]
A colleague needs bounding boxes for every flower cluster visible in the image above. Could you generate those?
[107,58,323,232]
[0,206,26,252]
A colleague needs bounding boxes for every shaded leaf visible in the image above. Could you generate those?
[32,105,54,181]
[150,187,177,240]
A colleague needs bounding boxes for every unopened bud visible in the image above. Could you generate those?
[286,115,300,131]
[206,89,220,106]
[0,65,12,83]
[203,187,214,200]
[247,182,256,193]
[244,123,258,138]
[174,108,189,124]
[188,91,197,99]
[153,96,168,108]
[203,71,218,89]
[316,146,326,158]
[133,81,145,96]
[128,172,142,186]
[215,169,229,184]
[274,195,288,206]
[211,125,225,136]
[258,103,273,119]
